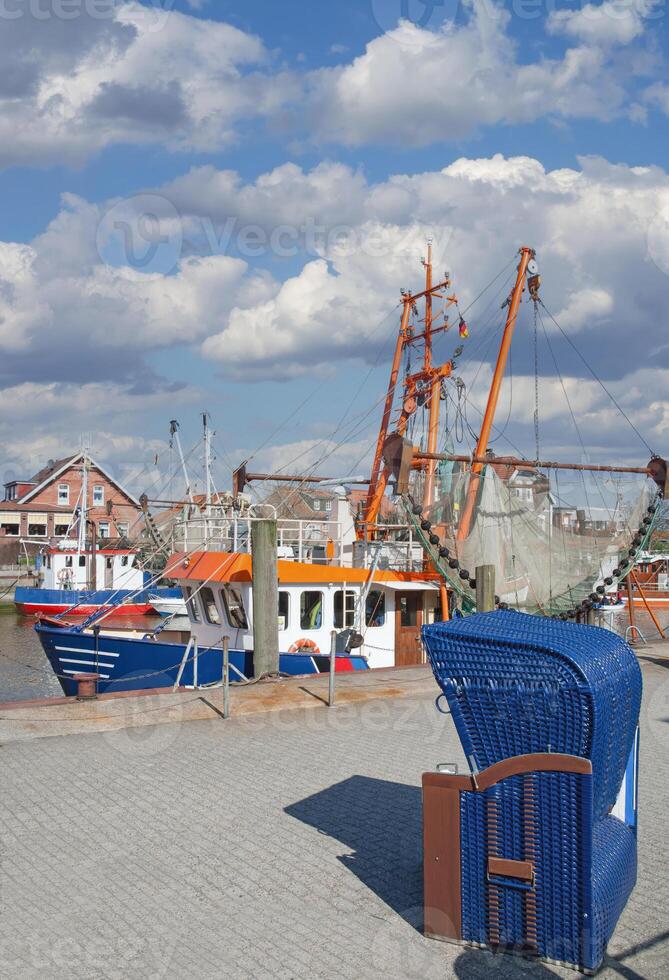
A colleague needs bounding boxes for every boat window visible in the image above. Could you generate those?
[300,591,323,630]
[79,556,86,567]
[334,589,356,628]
[221,586,248,630]
[185,587,201,623]
[121,556,129,566]
[278,591,289,631]
[65,555,73,567]
[365,590,386,627]
[106,557,113,570]
[201,586,221,625]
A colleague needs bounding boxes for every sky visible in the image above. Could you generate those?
[0,0,668,503]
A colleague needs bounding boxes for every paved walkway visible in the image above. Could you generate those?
[1,661,668,979]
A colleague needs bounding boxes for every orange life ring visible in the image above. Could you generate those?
[288,638,321,654]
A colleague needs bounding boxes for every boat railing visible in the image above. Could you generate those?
[171,516,349,564]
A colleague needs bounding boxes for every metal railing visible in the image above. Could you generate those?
[171,515,350,565]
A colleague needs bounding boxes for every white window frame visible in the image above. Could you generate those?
[93,484,104,506]
[97,521,110,538]
[58,483,69,505]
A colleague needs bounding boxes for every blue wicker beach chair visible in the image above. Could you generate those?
[421,610,641,974]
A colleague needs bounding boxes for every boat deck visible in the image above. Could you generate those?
[1,655,668,978]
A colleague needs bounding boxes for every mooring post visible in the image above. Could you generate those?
[475,564,495,613]
[329,630,337,707]
[251,519,279,677]
[222,636,230,719]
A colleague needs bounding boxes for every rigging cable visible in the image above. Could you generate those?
[538,299,654,456]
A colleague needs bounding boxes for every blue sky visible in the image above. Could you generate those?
[0,0,668,496]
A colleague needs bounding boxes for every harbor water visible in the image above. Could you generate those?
[0,607,165,702]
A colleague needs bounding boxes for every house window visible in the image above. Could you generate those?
[312,499,321,511]
[54,523,70,536]
[300,591,323,630]
[334,589,356,628]
[0,521,19,536]
[28,523,47,536]
[58,484,69,505]
[185,587,201,623]
[201,586,221,625]
[117,522,129,537]
[221,586,248,630]
[97,521,110,539]
[365,590,386,627]
[278,592,290,631]
[324,500,332,512]
[93,485,104,506]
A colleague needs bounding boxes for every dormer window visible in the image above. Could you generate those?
[58,484,69,505]
[93,485,104,505]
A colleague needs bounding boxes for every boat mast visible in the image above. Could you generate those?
[170,420,195,506]
[457,246,536,540]
[203,412,212,518]
[361,243,456,536]
[423,242,440,510]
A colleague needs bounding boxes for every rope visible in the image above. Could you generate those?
[539,299,654,456]
[533,301,540,461]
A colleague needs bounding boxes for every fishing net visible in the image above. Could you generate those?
[404,461,658,615]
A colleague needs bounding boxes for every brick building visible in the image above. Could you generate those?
[1,453,142,552]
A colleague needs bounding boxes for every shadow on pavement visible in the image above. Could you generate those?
[285,774,423,919]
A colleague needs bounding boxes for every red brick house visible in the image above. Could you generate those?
[1,453,142,547]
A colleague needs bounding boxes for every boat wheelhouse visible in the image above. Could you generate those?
[16,544,179,616]
[169,551,445,669]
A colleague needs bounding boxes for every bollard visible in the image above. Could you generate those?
[475,564,496,613]
[328,630,337,707]
[73,672,100,700]
[223,636,230,719]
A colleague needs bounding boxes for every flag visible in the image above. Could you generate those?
[459,317,469,338]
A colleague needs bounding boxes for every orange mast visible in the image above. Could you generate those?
[457,247,535,540]
[361,243,457,537]
[423,243,441,511]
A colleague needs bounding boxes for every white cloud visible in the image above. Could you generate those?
[304,0,652,147]
[0,0,660,167]
[547,1,654,46]
[0,2,295,168]
[644,81,669,114]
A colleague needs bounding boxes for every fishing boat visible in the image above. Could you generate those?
[620,552,669,607]
[34,243,666,693]
[34,556,446,695]
[15,542,181,616]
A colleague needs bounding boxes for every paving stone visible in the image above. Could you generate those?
[0,661,667,979]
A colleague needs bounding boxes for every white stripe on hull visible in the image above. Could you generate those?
[54,645,120,657]
[59,657,116,669]
[62,669,110,679]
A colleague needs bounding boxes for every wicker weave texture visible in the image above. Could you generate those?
[422,610,641,820]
